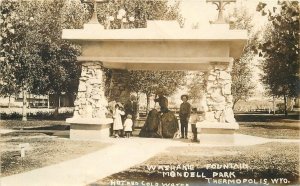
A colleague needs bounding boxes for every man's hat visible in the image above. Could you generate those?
[181,94,189,100]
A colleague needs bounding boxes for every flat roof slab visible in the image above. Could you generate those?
[62,21,248,71]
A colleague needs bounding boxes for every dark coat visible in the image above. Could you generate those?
[154,96,169,112]
[124,100,138,117]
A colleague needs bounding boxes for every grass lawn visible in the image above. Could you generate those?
[0,120,68,129]
[1,116,299,183]
[238,122,300,139]
[1,132,111,177]
[93,142,300,186]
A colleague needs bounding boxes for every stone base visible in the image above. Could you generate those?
[66,117,113,140]
[196,121,239,145]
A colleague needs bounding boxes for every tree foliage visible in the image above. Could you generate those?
[257,1,299,116]
[29,0,86,97]
[227,6,258,108]
[96,0,182,29]
[128,71,186,96]
[0,0,19,98]
[0,0,89,118]
[186,72,205,101]
[0,0,41,96]
[127,70,186,112]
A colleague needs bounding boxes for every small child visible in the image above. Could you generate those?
[189,108,201,143]
[123,114,133,138]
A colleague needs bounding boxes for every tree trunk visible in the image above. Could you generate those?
[8,95,11,109]
[232,98,239,110]
[22,87,27,121]
[47,92,50,109]
[54,93,60,118]
[136,92,140,119]
[146,93,150,116]
[284,94,288,117]
[273,96,276,115]
[28,92,31,108]
[59,95,61,107]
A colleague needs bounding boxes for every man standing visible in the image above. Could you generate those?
[124,94,138,130]
[179,95,191,139]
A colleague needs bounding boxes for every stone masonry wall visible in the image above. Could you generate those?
[73,62,108,119]
[205,64,236,123]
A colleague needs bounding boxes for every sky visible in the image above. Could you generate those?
[179,0,278,29]
[177,0,279,98]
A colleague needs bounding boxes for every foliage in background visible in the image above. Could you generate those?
[0,0,90,119]
[0,0,41,98]
[228,6,258,108]
[96,0,182,29]
[256,1,299,116]
[29,0,88,116]
[0,0,45,120]
[0,1,19,99]
[127,70,186,113]
[0,111,73,120]
[186,72,205,104]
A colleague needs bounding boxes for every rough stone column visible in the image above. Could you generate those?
[73,62,108,119]
[204,62,236,123]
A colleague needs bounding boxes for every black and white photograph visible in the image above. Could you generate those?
[0,0,299,185]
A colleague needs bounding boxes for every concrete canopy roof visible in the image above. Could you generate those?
[62,21,248,71]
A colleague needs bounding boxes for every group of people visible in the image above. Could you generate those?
[154,92,202,142]
[111,92,202,142]
[111,95,138,138]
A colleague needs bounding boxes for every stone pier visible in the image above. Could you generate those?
[66,62,113,140]
[197,62,239,144]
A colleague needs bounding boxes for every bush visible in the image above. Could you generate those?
[0,112,22,120]
[0,111,73,120]
[28,111,73,120]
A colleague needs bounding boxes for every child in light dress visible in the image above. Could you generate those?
[113,103,125,138]
[189,108,201,142]
[123,114,133,138]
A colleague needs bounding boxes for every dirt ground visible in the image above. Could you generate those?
[1,132,111,177]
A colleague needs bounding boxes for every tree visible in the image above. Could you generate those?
[29,0,87,116]
[186,72,205,105]
[227,6,258,108]
[1,0,43,120]
[127,70,186,114]
[257,1,299,116]
[96,0,182,29]
[0,0,88,119]
[0,0,19,108]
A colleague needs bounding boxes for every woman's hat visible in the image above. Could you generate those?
[181,94,189,100]
[115,102,124,108]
